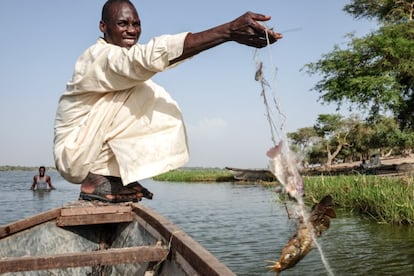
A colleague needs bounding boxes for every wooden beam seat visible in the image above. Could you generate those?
[57,205,133,226]
[0,245,168,273]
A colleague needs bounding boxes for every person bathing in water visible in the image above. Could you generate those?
[53,0,282,203]
[31,166,55,191]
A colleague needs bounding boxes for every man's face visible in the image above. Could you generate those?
[39,168,45,176]
[100,2,141,49]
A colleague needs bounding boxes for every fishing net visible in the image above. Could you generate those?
[254,26,334,276]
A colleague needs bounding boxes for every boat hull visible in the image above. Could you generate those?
[0,201,235,276]
[225,166,276,182]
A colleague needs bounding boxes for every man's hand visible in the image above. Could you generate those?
[229,12,283,48]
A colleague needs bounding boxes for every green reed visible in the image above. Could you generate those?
[303,175,414,225]
[153,168,234,182]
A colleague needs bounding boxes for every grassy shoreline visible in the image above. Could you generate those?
[153,168,235,182]
[154,168,414,225]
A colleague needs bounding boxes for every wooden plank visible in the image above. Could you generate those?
[0,245,168,273]
[60,205,131,216]
[56,212,133,227]
[0,208,61,238]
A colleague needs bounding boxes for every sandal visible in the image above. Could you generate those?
[126,182,154,199]
[79,173,140,203]
[79,192,140,203]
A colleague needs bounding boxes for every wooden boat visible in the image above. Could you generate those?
[0,201,235,275]
[225,166,276,182]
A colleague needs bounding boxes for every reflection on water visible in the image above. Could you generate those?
[1,171,414,275]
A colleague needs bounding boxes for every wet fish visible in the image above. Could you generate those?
[266,140,304,199]
[269,195,336,275]
[310,194,336,237]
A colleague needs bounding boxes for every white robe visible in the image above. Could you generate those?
[54,33,190,184]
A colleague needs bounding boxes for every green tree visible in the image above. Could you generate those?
[313,114,359,167]
[289,113,413,167]
[304,0,414,129]
[289,114,362,166]
[288,127,318,152]
[367,115,400,155]
[342,116,372,161]
[289,127,320,166]
[344,0,414,23]
[400,130,414,155]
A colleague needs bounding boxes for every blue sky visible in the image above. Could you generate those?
[0,1,377,169]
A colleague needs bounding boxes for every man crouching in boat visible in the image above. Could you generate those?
[53,0,282,203]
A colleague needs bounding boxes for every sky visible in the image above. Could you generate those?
[0,0,378,169]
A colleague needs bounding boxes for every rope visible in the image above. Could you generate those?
[254,26,290,150]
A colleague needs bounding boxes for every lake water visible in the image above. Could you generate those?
[1,171,414,275]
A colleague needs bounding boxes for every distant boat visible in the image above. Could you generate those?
[0,201,235,275]
[225,166,276,182]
